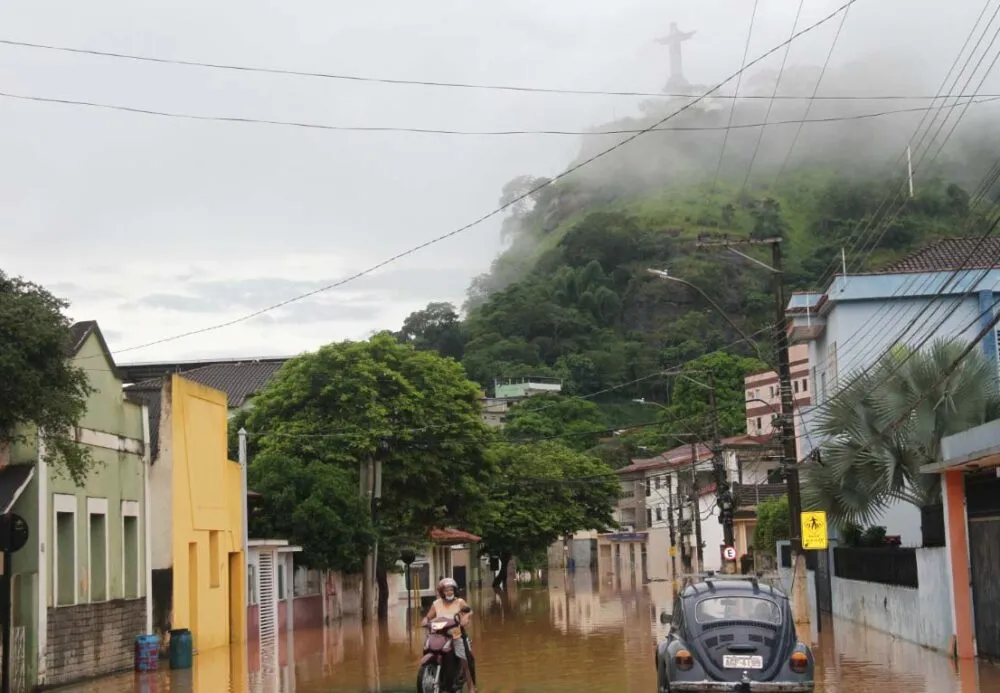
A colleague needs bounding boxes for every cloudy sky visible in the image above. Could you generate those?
[0,0,990,363]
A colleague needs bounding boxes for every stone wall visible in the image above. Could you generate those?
[46,598,146,687]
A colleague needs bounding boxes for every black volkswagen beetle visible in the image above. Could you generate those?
[655,576,814,692]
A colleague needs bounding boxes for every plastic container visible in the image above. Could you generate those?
[134,634,160,672]
[169,628,193,670]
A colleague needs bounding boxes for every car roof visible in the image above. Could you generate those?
[680,578,787,600]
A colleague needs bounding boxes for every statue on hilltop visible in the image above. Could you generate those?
[657,22,696,94]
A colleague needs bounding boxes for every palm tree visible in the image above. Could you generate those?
[802,339,1000,528]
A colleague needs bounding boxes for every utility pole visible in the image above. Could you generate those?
[689,441,704,572]
[708,373,737,574]
[695,234,810,630]
[360,457,375,623]
[667,480,677,582]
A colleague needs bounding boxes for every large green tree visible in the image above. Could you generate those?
[664,351,771,438]
[477,441,618,589]
[244,331,495,613]
[396,301,467,361]
[802,340,1000,527]
[502,393,608,451]
[0,271,94,483]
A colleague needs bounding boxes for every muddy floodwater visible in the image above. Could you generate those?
[58,570,1000,692]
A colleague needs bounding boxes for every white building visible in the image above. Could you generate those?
[786,237,1000,545]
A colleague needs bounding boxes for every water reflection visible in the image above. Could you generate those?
[56,570,1000,692]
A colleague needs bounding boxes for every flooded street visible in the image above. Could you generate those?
[58,570,1000,692]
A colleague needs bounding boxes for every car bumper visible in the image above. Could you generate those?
[669,681,813,692]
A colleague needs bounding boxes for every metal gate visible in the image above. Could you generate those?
[968,517,1000,659]
[250,551,280,693]
[814,549,833,615]
[0,626,26,693]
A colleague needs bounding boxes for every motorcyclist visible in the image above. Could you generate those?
[422,577,476,693]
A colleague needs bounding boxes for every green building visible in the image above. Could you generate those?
[4,321,151,690]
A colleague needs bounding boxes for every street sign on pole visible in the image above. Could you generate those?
[723,546,737,561]
[800,511,828,550]
[669,546,677,557]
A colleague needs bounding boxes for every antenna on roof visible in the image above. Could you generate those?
[906,145,915,198]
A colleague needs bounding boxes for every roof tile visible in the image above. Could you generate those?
[876,237,1000,274]
[131,360,286,408]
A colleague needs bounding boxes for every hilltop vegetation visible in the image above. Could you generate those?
[397,76,1000,448]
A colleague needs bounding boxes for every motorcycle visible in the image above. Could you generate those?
[417,606,474,693]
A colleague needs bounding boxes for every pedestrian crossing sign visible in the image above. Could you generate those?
[800,511,828,550]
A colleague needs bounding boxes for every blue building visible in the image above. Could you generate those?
[786,237,1000,544]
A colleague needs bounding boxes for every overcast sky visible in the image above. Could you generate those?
[0,0,991,363]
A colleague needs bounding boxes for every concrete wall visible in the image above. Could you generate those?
[828,547,952,651]
[45,598,145,687]
[159,375,246,652]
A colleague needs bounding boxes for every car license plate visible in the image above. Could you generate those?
[723,654,764,669]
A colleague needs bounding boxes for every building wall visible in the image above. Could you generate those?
[41,330,150,687]
[745,343,811,436]
[45,599,145,686]
[162,375,246,652]
[829,547,953,651]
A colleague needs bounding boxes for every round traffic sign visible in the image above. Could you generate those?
[0,513,29,553]
[723,546,737,561]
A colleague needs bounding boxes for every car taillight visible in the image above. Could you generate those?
[675,649,694,671]
[790,651,808,673]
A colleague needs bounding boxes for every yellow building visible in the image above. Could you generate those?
[133,374,246,652]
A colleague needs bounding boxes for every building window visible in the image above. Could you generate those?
[54,494,77,606]
[88,498,108,602]
[122,501,140,599]
[756,417,762,430]
[655,476,661,490]
[793,380,799,393]
[656,507,663,522]
[277,561,286,600]
[209,531,221,588]
[645,480,651,497]
[802,379,808,392]
[646,509,653,527]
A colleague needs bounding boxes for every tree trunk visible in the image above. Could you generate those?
[376,564,390,621]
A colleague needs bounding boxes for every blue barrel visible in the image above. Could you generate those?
[134,634,160,672]
[169,628,193,670]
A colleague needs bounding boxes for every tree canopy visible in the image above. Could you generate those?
[244,332,495,572]
[396,302,466,361]
[476,441,618,586]
[663,351,771,438]
[0,271,94,484]
[802,340,1000,527]
[502,393,608,451]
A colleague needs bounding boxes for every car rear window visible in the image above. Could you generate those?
[694,596,781,625]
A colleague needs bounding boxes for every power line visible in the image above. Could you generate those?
[709,0,760,194]
[3,34,995,102]
[77,0,858,359]
[7,90,996,138]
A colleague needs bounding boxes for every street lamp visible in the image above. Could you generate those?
[646,268,765,363]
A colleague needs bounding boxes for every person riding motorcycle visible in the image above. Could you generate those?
[421,577,476,693]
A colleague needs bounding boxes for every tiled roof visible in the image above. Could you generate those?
[733,483,787,508]
[67,321,97,356]
[876,237,1000,274]
[67,321,121,379]
[130,360,286,408]
[618,433,777,475]
[430,528,481,544]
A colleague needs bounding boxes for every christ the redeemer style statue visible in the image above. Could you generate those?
[657,22,696,92]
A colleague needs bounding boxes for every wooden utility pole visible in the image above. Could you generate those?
[708,372,737,574]
[695,235,810,630]
[667,481,678,581]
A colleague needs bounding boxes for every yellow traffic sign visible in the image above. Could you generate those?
[669,546,678,557]
[800,511,828,550]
